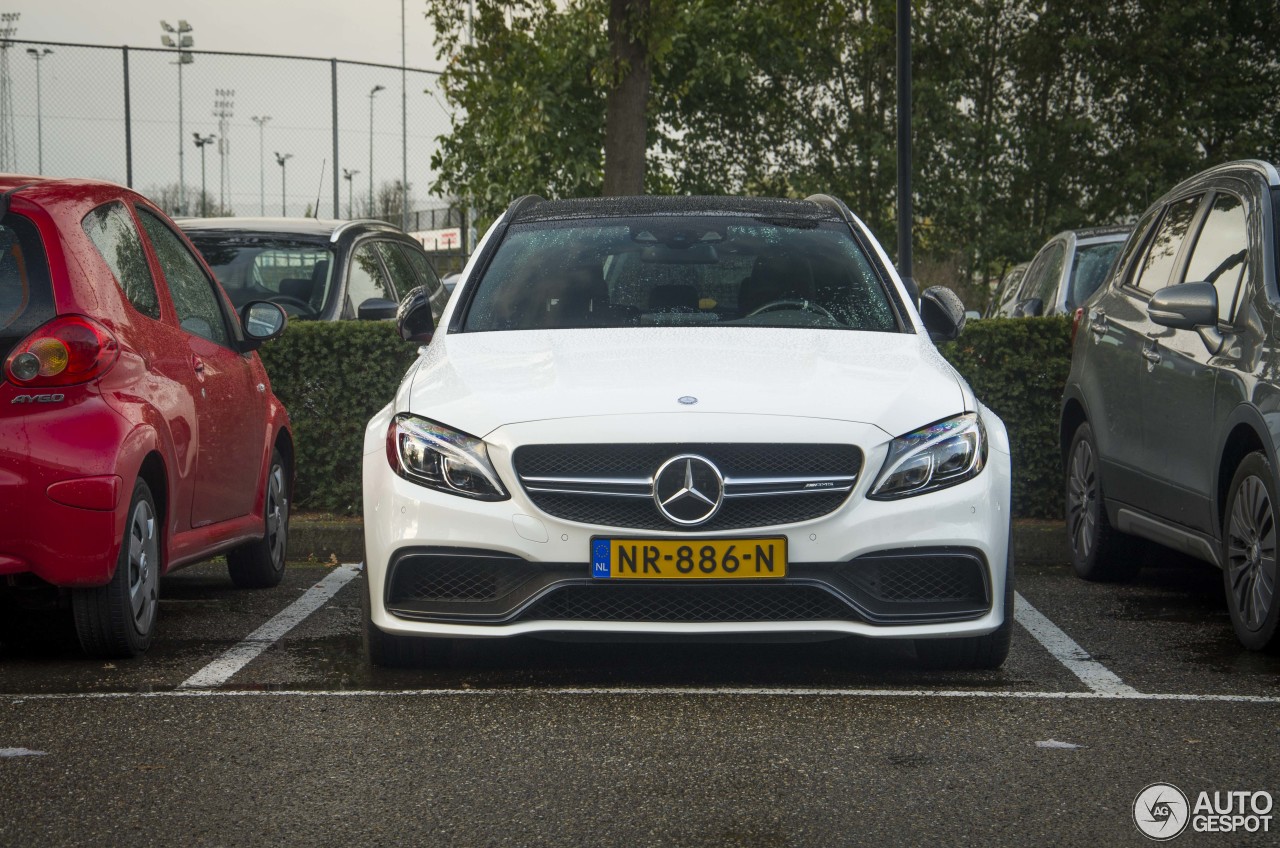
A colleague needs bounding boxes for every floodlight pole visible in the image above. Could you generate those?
[161,20,194,214]
[896,0,916,305]
[193,132,214,215]
[368,84,384,217]
[343,167,359,219]
[25,48,50,173]
[275,151,292,216]
[251,115,270,216]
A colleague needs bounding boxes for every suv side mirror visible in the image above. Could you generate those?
[919,286,967,342]
[239,300,287,351]
[1148,282,1217,330]
[1016,298,1044,318]
[357,297,399,321]
[396,286,436,344]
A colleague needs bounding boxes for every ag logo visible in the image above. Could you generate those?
[1134,783,1190,840]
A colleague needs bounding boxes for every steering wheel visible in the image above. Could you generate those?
[267,295,317,318]
[745,298,838,322]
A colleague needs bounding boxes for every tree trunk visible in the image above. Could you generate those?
[602,0,650,196]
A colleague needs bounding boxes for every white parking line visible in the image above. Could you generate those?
[4,688,1280,704]
[178,564,361,689]
[1014,591,1139,695]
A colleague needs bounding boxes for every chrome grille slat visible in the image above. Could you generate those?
[513,443,862,531]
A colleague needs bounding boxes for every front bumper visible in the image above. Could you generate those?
[363,411,1012,639]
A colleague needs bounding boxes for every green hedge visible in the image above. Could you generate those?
[939,316,1073,519]
[259,321,419,513]
[260,317,1075,518]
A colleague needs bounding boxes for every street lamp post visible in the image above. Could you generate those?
[368,84,384,217]
[160,20,194,214]
[25,47,50,174]
[342,168,359,219]
[274,151,292,216]
[193,132,214,215]
[250,115,270,216]
[212,88,234,214]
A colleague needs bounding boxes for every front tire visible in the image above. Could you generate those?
[1066,422,1141,582]
[73,478,160,658]
[227,449,289,589]
[361,571,450,668]
[1222,452,1280,652]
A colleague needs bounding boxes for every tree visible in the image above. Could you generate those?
[143,183,233,218]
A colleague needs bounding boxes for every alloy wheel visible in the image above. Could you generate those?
[127,497,159,635]
[1226,474,1277,632]
[265,463,288,568]
[1067,438,1098,559]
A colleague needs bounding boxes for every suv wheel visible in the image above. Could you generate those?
[1222,452,1280,651]
[72,479,160,658]
[1066,422,1141,582]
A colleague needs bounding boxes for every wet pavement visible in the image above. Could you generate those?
[2,551,1279,846]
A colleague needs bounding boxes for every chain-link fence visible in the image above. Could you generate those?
[0,38,468,263]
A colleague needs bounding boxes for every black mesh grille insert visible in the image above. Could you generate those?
[521,584,855,623]
[843,556,986,604]
[514,443,861,531]
[388,556,538,604]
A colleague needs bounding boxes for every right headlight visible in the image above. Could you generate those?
[869,413,987,500]
[385,413,508,501]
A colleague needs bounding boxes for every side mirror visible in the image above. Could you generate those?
[239,300,287,350]
[1016,298,1044,318]
[1148,282,1217,330]
[964,310,982,321]
[357,297,399,321]
[919,286,967,342]
[396,285,436,344]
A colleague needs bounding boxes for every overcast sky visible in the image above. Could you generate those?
[9,0,445,70]
[0,1,458,219]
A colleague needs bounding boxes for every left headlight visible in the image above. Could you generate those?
[869,413,987,500]
[385,413,508,501]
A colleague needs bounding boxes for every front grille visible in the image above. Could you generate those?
[514,443,861,531]
[521,584,855,623]
[842,554,987,605]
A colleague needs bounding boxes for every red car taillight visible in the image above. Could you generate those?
[3,315,119,388]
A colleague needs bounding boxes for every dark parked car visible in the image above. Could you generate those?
[178,217,448,323]
[1,177,291,658]
[996,227,1131,318]
[1060,159,1279,651]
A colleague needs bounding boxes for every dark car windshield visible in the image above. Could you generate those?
[461,216,898,332]
[1068,240,1125,307]
[0,214,54,361]
[186,235,335,318]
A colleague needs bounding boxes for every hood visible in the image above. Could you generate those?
[405,327,966,439]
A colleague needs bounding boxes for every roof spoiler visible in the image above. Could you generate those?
[0,183,35,221]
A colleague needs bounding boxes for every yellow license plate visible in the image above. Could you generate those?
[591,537,787,580]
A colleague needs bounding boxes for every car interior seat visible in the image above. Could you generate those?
[738,254,816,315]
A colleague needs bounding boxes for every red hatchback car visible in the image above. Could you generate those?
[0,177,292,658]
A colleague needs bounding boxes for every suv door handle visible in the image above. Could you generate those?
[1142,344,1161,369]
[1089,310,1107,338]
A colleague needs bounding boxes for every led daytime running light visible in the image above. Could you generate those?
[389,414,508,501]
[870,413,986,499]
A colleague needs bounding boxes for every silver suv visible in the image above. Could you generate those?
[1060,159,1279,651]
[998,227,1130,318]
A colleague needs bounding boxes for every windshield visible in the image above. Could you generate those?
[461,216,899,333]
[187,236,336,319]
[0,214,53,362]
[1068,240,1125,307]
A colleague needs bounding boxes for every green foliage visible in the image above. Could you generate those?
[259,322,420,514]
[422,0,1280,302]
[940,317,1074,519]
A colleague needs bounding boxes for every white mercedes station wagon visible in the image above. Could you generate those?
[362,195,1012,669]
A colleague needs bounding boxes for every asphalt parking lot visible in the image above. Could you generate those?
[2,539,1278,847]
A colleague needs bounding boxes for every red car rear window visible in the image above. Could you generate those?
[0,214,53,363]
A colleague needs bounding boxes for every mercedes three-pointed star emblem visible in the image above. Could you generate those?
[653,454,724,526]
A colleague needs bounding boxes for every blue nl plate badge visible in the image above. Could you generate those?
[592,540,611,578]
